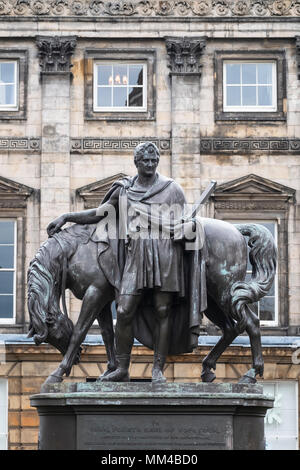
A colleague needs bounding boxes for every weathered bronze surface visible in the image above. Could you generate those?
[27,141,277,388]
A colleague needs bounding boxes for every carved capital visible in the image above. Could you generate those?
[36,35,77,74]
[165,37,206,76]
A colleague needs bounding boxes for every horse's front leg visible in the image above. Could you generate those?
[97,302,117,378]
[42,284,108,389]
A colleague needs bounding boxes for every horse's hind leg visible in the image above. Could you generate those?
[201,324,242,382]
[201,299,244,383]
[239,305,263,384]
[96,303,117,378]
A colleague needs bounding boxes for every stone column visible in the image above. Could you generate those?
[166,37,206,203]
[36,36,76,242]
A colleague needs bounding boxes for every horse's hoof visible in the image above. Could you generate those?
[152,371,167,384]
[238,375,257,384]
[238,368,257,384]
[201,370,216,383]
[41,373,63,392]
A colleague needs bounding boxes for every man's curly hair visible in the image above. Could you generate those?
[134,141,160,165]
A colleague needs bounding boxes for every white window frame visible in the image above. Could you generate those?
[0,219,17,324]
[93,61,147,113]
[0,60,18,111]
[223,60,277,113]
[0,378,8,450]
[231,220,278,327]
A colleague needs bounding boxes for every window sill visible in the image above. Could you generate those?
[215,111,286,122]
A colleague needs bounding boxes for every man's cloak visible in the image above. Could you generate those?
[90,173,207,355]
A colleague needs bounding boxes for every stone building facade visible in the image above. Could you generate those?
[0,0,299,450]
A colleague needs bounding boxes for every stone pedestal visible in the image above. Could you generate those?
[30,382,273,450]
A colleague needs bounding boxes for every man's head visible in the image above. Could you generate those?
[134,142,160,177]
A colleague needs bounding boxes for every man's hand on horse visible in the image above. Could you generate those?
[172,219,196,242]
[47,215,66,238]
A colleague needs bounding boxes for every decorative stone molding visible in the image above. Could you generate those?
[213,173,296,211]
[166,37,206,75]
[76,173,127,208]
[296,36,300,79]
[0,174,34,208]
[36,35,77,74]
[200,138,300,153]
[0,137,41,152]
[1,1,300,18]
[70,138,171,153]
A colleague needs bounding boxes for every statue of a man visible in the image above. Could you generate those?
[47,142,207,383]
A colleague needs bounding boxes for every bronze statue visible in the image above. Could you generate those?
[27,142,277,388]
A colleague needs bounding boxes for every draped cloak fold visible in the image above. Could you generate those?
[90,173,207,355]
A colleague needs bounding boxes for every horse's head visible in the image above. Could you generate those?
[27,237,82,364]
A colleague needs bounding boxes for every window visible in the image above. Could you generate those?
[0,61,17,110]
[214,50,286,121]
[0,379,8,450]
[262,381,298,450]
[223,61,276,112]
[0,220,16,324]
[94,62,146,112]
[85,48,156,121]
[236,221,278,326]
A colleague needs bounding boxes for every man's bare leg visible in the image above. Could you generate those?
[152,291,173,383]
[100,294,141,382]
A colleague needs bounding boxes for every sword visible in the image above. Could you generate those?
[182,180,217,221]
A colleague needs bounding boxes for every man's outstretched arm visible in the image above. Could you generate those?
[47,186,120,237]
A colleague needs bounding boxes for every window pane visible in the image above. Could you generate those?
[0,221,14,244]
[258,86,273,106]
[258,63,273,84]
[242,86,256,106]
[113,65,127,85]
[242,64,256,84]
[226,86,241,106]
[97,65,112,86]
[260,296,275,322]
[0,295,13,319]
[97,87,112,107]
[0,63,15,84]
[129,65,143,86]
[0,246,14,269]
[128,87,143,107]
[113,87,127,107]
[4,85,14,105]
[226,64,240,84]
[0,272,14,294]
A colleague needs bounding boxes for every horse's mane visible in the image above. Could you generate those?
[27,223,95,349]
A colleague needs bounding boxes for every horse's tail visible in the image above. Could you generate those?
[230,223,277,331]
[27,239,78,359]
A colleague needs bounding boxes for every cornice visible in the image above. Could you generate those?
[0,1,300,19]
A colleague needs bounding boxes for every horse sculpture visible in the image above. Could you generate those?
[27,218,276,388]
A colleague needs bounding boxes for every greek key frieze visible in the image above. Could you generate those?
[200,138,300,153]
[70,138,171,152]
[0,1,300,17]
[0,137,41,151]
